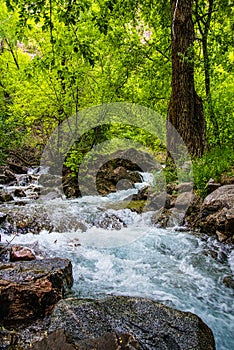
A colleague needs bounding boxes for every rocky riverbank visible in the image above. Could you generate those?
[1,156,234,245]
[1,157,234,349]
[0,243,216,349]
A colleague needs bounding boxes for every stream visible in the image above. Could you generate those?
[0,170,234,350]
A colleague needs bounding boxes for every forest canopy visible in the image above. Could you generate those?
[0,0,233,193]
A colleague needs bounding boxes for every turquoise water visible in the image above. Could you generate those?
[3,191,233,350]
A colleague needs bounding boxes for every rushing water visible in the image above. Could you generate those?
[1,173,234,350]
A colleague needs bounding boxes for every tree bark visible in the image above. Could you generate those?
[167,0,207,158]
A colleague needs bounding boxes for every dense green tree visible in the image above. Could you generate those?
[0,0,233,171]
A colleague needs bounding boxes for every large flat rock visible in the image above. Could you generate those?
[33,296,215,350]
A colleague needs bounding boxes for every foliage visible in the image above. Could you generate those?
[0,0,233,194]
[193,145,234,196]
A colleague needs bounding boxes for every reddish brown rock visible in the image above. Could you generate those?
[10,245,36,262]
[0,257,73,324]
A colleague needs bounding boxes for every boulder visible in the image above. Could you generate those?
[44,296,215,350]
[131,186,149,201]
[0,257,73,324]
[195,185,234,241]
[174,192,195,210]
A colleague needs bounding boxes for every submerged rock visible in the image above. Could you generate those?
[44,296,215,350]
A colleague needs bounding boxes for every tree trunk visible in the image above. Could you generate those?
[167,0,206,158]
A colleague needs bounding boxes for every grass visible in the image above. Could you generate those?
[193,145,234,197]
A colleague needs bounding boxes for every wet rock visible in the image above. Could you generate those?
[62,148,157,198]
[17,174,33,186]
[0,191,14,203]
[0,174,7,184]
[0,257,73,324]
[10,245,36,262]
[0,211,7,224]
[62,170,81,198]
[216,230,228,243]
[3,168,17,184]
[46,296,215,350]
[152,207,183,228]
[96,162,142,196]
[31,329,76,349]
[31,329,140,350]
[0,244,9,262]
[39,190,62,200]
[39,173,62,188]
[202,184,234,212]
[131,186,149,201]
[223,276,234,289]
[14,188,26,198]
[147,192,170,211]
[8,162,28,174]
[0,207,53,234]
[94,212,127,230]
[194,185,234,240]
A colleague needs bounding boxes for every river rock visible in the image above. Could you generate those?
[206,178,221,194]
[195,185,234,241]
[152,207,183,228]
[96,162,142,196]
[0,191,14,203]
[14,188,26,198]
[10,245,36,262]
[8,162,28,174]
[93,212,127,230]
[223,275,234,289]
[62,148,157,198]
[0,257,73,324]
[0,212,7,224]
[0,206,53,234]
[1,168,17,184]
[43,296,215,350]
